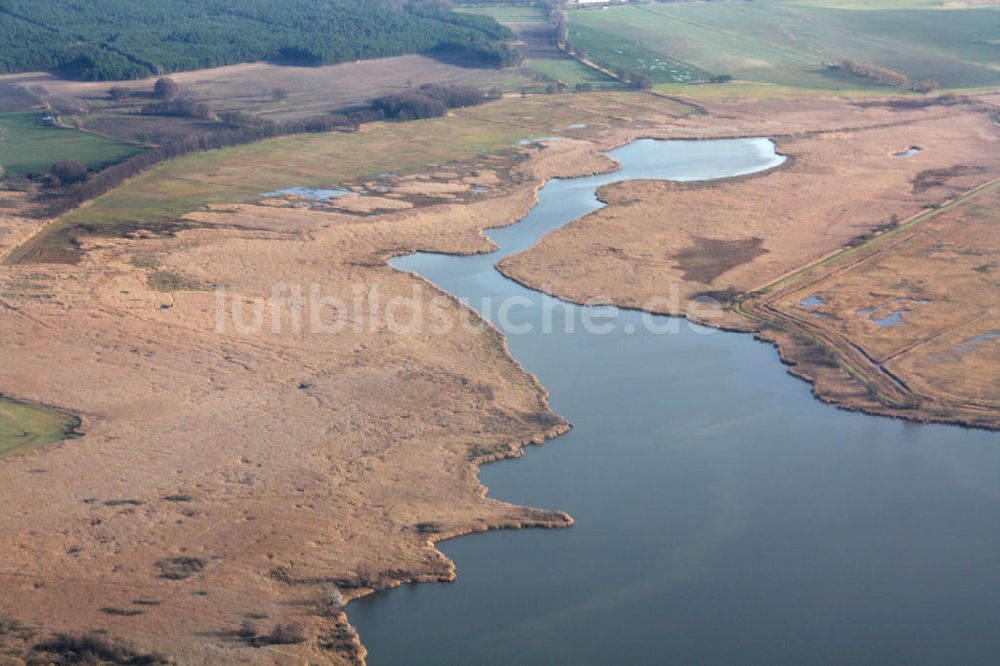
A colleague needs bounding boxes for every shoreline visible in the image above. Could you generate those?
[2,93,997,663]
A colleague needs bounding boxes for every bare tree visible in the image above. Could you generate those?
[272,87,288,102]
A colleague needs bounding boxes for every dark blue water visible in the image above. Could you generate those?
[349,139,1000,666]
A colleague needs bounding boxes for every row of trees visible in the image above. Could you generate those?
[372,83,498,120]
[835,60,909,88]
[0,0,520,80]
[833,60,940,93]
[605,66,652,90]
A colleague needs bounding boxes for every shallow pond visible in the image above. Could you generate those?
[349,139,1000,665]
[261,186,353,200]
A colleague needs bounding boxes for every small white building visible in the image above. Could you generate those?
[567,0,625,7]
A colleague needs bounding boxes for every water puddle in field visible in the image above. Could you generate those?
[261,186,353,200]
[874,310,907,328]
[517,137,566,145]
[955,330,1000,351]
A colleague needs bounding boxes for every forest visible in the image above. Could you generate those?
[0,0,519,80]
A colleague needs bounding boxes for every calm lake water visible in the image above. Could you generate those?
[349,139,1000,665]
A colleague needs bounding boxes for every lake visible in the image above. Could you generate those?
[349,138,1000,665]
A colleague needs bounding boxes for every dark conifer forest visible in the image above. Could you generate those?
[0,0,519,80]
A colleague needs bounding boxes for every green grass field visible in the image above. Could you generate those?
[458,4,619,90]
[0,112,144,176]
[567,0,1000,91]
[61,115,533,230]
[0,397,80,458]
[527,57,620,88]
[570,21,713,84]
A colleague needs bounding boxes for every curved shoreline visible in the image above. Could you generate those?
[494,116,1000,431]
[348,134,1000,665]
[349,136,789,657]
[3,94,996,664]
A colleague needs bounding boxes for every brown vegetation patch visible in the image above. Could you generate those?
[327,195,415,214]
[911,164,988,193]
[8,220,186,265]
[757,182,1000,427]
[0,191,49,261]
[30,632,169,665]
[154,556,206,581]
[672,236,768,284]
[145,269,207,292]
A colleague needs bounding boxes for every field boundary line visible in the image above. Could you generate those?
[749,177,1000,295]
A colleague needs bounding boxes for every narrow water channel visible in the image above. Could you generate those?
[349,139,1000,665]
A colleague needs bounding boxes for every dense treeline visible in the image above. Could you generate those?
[372,83,493,120]
[0,0,518,80]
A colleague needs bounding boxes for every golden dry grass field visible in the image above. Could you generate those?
[0,104,646,664]
[752,180,1000,426]
[1,89,998,664]
[494,95,1000,426]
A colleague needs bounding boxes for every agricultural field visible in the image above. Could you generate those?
[524,51,618,88]
[568,19,713,84]
[0,111,143,176]
[0,55,536,130]
[460,4,619,89]
[567,0,1000,92]
[0,397,80,458]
